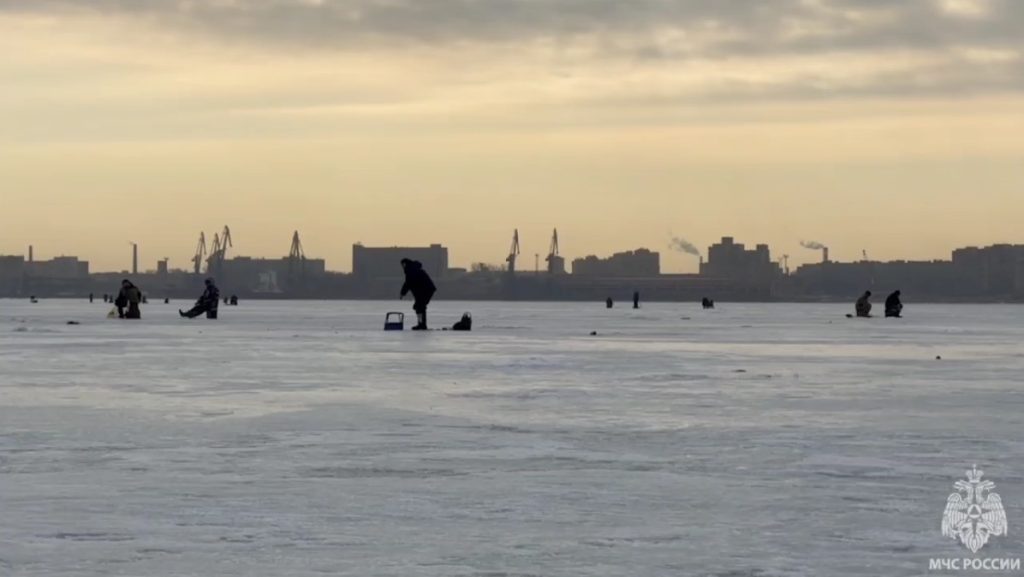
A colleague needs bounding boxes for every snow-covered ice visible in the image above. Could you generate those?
[1,299,1022,576]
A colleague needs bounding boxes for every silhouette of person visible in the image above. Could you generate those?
[633,291,640,309]
[180,278,220,319]
[855,290,873,318]
[452,312,472,331]
[117,279,142,319]
[606,297,613,309]
[400,259,436,330]
[885,290,903,318]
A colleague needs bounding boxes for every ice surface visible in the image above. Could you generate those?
[1,299,1022,576]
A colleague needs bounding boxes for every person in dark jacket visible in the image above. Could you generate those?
[180,278,220,319]
[400,259,436,330]
[117,279,143,319]
[885,290,903,318]
[855,290,873,318]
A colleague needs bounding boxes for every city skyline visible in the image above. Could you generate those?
[3,0,1024,272]
[3,229,1017,275]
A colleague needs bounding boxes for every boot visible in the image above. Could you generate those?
[412,312,427,330]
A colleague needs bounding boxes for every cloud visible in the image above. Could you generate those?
[1,0,1023,127]
[1,0,1020,54]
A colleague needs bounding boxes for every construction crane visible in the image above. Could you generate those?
[545,228,566,274]
[506,229,520,274]
[862,249,869,262]
[192,232,207,275]
[288,231,306,276]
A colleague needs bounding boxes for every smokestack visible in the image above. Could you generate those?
[132,243,138,275]
[823,247,829,264]
[28,245,33,263]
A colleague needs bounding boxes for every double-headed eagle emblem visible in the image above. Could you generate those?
[941,465,1008,553]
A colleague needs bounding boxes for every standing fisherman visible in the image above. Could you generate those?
[400,259,436,331]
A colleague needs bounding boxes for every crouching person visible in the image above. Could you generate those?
[117,279,143,319]
[855,290,872,318]
[885,290,903,318]
[452,312,472,331]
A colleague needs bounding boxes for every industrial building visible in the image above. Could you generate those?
[25,256,90,279]
[353,244,449,279]
[218,256,327,294]
[571,249,660,277]
[200,229,327,294]
[0,254,90,297]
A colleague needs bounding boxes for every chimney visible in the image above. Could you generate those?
[132,243,138,275]
[823,247,829,264]
[28,245,33,262]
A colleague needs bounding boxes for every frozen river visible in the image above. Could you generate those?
[1,299,1022,576]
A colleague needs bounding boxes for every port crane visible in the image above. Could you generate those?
[546,229,559,263]
[206,226,233,275]
[191,232,207,275]
[288,231,306,276]
[545,228,565,274]
[506,229,520,273]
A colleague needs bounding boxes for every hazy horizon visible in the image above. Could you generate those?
[3,0,1023,273]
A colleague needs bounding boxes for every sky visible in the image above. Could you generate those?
[2,0,1023,273]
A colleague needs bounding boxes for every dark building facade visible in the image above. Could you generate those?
[792,244,1024,300]
[219,256,327,294]
[700,237,780,285]
[952,244,1024,296]
[571,249,660,277]
[352,244,449,279]
[25,256,89,279]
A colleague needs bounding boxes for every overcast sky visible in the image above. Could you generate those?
[2,0,1022,272]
